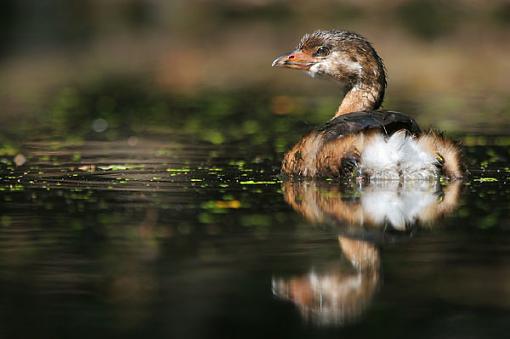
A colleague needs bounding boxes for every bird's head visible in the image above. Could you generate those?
[272,30,386,91]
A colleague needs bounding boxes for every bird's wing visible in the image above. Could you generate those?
[317,110,421,142]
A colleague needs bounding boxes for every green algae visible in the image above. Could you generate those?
[166,168,191,173]
[474,177,499,183]
[239,180,281,185]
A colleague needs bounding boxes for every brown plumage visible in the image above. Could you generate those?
[273,30,463,180]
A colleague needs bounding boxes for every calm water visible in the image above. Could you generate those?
[0,135,509,339]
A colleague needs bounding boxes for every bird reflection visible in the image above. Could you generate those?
[273,179,461,326]
[283,180,461,231]
[273,236,379,326]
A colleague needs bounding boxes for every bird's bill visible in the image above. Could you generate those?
[272,50,317,70]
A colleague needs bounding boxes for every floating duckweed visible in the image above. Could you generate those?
[239,180,281,185]
[7,184,24,191]
[166,167,191,173]
[474,177,498,182]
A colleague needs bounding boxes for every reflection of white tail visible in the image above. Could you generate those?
[283,179,461,230]
[361,181,438,230]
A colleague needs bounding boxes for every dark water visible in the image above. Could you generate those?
[0,135,509,339]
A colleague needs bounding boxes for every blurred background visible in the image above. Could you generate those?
[1,0,510,145]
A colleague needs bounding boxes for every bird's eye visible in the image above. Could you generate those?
[314,46,330,57]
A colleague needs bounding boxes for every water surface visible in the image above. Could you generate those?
[0,134,509,339]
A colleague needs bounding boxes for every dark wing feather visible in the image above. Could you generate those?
[317,110,421,142]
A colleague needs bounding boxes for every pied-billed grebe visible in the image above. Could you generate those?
[273,30,463,179]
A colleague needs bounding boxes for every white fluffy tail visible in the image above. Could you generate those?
[361,131,439,180]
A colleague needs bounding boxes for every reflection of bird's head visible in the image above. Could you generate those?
[272,237,379,326]
[272,30,386,109]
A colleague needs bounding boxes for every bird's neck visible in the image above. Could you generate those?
[335,82,385,117]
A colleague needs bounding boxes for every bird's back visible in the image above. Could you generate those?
[318,110,421,141]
